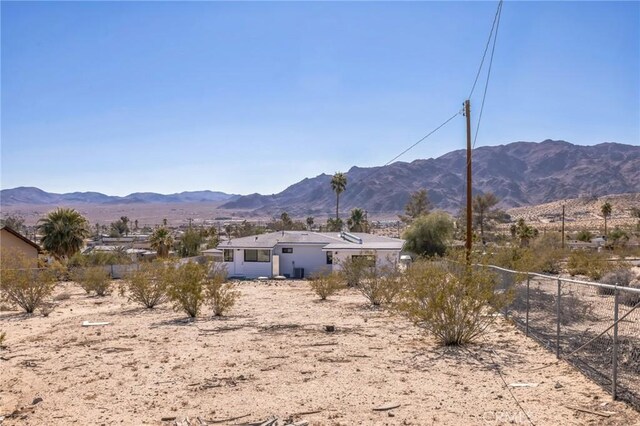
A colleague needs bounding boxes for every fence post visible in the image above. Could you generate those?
[525,273,530,337]
[556,277,561,359]
[110,264,114,279]
[612,284,619,401]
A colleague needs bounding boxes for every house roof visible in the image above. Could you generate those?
[0,225,41,252]
[218,230,404,250]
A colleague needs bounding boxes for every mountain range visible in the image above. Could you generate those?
[2,140,638,215]
[0,187,239,206]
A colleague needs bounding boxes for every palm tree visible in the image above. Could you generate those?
[150,227,174,258]
[601,202,612,237]
[348,208,367,232]
[306,216,314,230]
[330,172,347,221]
[37,207,90,261]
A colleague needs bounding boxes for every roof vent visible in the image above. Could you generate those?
[340,231,362,244]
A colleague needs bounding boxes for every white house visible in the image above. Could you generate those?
[217,230,405,279]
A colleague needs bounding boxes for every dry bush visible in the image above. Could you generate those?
[166,262,207,318]
[39,302,56,317]
[121,262,169,308]
[72,266,111,296]
[0,249,56,314]
[204,263,238,316]
[621,280,640,307]
[358,264,404,306]
[396,258,508,346]
[598,268,635,295]
[339,256,371,287]
[53,292,71,301]
[567,251,612,280]
[308,272,345,300]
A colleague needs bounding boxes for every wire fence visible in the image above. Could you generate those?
[489,265,640,409]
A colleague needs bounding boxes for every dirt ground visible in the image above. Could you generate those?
[1,281,639,426]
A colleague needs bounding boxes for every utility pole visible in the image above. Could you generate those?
[464,100,472,261]
[561,204,565,249]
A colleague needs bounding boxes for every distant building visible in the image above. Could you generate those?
[218,230,404,279]
[0,225,41,260]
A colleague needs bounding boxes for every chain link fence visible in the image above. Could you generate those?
[490,265,640,409]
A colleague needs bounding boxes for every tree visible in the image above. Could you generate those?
[178,227,203,257]
[110,217,130,237]
[472,192,499,245]
[515,218,535,247]
[399,189,431,224]
[326,218,343,232]
[347,208,368,232]
[306,216,314,230]
[150,227,173,258]
[330,172,347,220]
[601,202,612,237]
[280,212,293,230]
[134,219,139,231]
[0,214,27,236]
[402,212,454,257]
[37,207,90,261]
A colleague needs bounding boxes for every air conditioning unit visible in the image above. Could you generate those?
[293,267,305,279]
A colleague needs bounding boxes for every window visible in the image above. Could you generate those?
[244,249,270,262]
[223,249,234,262]
[282,247,293,254]
[351,254,376,267]
[326,251,333,265]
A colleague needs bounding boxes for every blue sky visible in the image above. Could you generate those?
[1,1,638,196]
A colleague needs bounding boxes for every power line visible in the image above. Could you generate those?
[468,0,503,100]
[472,0,503,149]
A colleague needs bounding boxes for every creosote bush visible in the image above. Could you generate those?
[121,262,170,308]
[339,256,371,287]
[71,266,111,296]
[309,271,344,300]
[621,280,640,307]
[396,257,509,346]
[0,249,56,314]
[204,263,239,316]
[598,268,635,295]
[567,250,612,281]
[359,264,403,306]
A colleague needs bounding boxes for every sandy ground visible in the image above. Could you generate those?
[1,281,639,426]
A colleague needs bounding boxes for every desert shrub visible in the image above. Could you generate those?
[53,292,72,301]
[166,262,207,318]
[575,229,593,242]
[39,302,56,317]
[396,258,508,346]
[308,271,345,300]
[203,263,238,316]
[0,249,56,314]
[71,266,111,296]
[621,280,640,307]
[0,331,5,346]
[529,234,565,274]
[598,268,635,295]
[567,250,611,281]
[121,262,170,308]
[339,256,372,287]
[402,212,454,257]
[357,264,404,306]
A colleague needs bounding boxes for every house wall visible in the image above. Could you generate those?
[0,229,39,260]
[274,244,330,278]
[330,249,400,272]
[221,248,272,278]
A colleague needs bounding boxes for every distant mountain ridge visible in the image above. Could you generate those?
[0,187,239,206]
[220,140,640,215]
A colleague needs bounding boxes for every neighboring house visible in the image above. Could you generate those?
[218,230,404,279]
[0,225,41,260]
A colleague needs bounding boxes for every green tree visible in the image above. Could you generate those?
[347,208,368,232]
[178,227,203,257]
[472,192,499,245]
[37,207,90,261]
[601,202,612,236]
[399,189,431,224]
[330,172,347,221]
[280,212,293,230]
[109,217,130,237]
[326,217,343,232]
[515,218,535,247]
[150,227,173,258]
[306,216,314,230]
[403,212,454,257]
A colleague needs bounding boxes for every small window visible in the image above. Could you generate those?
[223,249,234,262]
[326,251,333,265]
[282,247,293,254]
[245,249,270,263]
